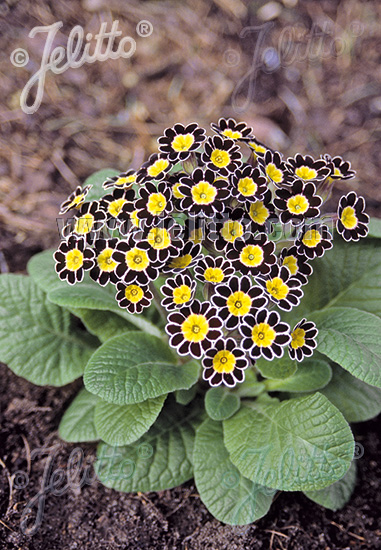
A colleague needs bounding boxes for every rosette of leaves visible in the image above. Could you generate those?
[1,125,381,526]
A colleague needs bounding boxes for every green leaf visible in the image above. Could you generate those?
[368,217,381,239]
[234,369,266,397]
[84,168,120,202]
[256,356,297,380]
[223,393,354,491]
[175,385,198,405]
[95,399,203,492]
[94,394,166,446]
[321,364,381,423]
[27,249,64,293]
[84,332,200,404]
[193,419,274,525]
[264,359,332,392]
[48,283,162,337]
[71,308,134,342]
[0,274,97,386]
[304,460,357,511]
[59,388,99,442]
[323,265,381,318]
[310,307,381,388]
[293,239,381,317]
[205,387,240,421]
[48,283,119,311]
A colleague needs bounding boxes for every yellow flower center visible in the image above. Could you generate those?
[125,248,150,271]
[333,167,342,177]
[248,142,266,155]
[302,229,322,248]
[238,177,257,197]
[66,249,84,271]
[226,291,252,316]
[115,174,136,186]
[287,194,309,215]
[212,350,236,373]
[171,133,195,152]
[130,209,140,228]
[240,244,264,267]
[189,227,204,244]
[173,284,192,304]
[74,213,94,235]
[204,267,224,283]
[147,159,169,178]
[191,181,217,205]
[295,166,317,181]
[108,198,127,218]
[97,248,117,272]
[125,284,144,303]
[249,201,269,225]
[147,227,171,250]
[266,277,289,300]
[252,322,276,347]
[291,327,306,349]
[147,192,167,216]
[220,220,244,243]
[266,163,283,184]
[222,128,242,139]
[341,206,358,230]
[282,255,298,275]
[210,149,230,168]
[169,254,192,269]
[181,313,209,342]
[70,194,85,208]
[172,182,185,199]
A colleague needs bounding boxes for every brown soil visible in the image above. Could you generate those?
[0,362,380,550]
[1,0,380,548]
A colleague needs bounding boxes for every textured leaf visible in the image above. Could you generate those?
[368,217,381,239]
[235,369,266,397]
[95,399,204,492]
[48,284,162,337]
[325,266,381,318]
[321,364,381,423]
[175,385,198,405]
[304,460,357,511]
[84,332,200,404]
[294,239,381,317]
[84,168,120,202]
[49,283,119,312]
[265,359,332,392]
[311,307,381,388]
[59,388,99,442]
[27,249,65,293]
[223,393,354,491]
[71,308,134,342]
[205,387,240,421]
[0,274,97,386]
[94,394,166,446]
[194,419,274,525]
[256,356,297,380]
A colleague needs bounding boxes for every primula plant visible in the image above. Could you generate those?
[1,118,381,525]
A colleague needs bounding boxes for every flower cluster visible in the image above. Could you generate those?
[54,118,369,388]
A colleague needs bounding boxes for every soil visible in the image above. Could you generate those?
[1,0,381,548]
[0,361,380,550]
